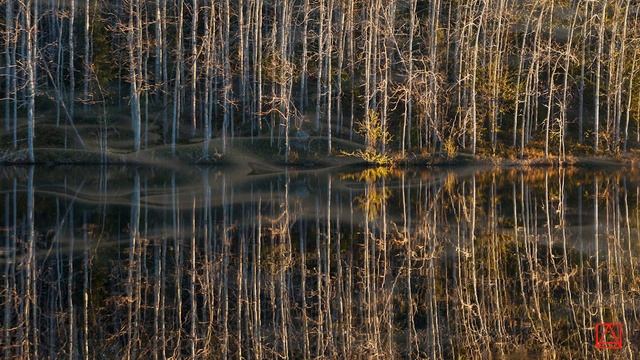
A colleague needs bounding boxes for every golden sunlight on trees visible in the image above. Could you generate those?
[4,1,640,164]
[342,111,393,165]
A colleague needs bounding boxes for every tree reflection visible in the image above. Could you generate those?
[0,166,638,358]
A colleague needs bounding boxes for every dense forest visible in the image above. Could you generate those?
[3,0,640,162]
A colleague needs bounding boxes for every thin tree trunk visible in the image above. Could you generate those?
[69,0,75,120]
[172,0,184,153]
[83,0,90,111]
[26,0,36,162]
[128,0,141,151]
[595,3,607,152]
[4,0,13,133]
[191,0,198,136]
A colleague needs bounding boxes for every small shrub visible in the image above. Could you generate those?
[443,138,457,158]
[342,111,394,166]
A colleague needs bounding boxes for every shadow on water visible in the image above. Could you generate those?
[0,165,639,359]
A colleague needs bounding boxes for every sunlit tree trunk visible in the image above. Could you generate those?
[203,1,214,158]
[347,0,354,140]
[172,0,185,153]
[128,0,141,152]
[544,1,555,159]
[238,0,246,126]
[404,0,417,156]
[326,0,333,154]
[315,0,324,132]
[560,2,580,161]
[222,0,231,152]
[470,2,484,155]
[300,0,309,112]
[254,0,263,135]
[335,3,346,137]
[25,0,36,162]
[594,3,607,152]
[4,0,13,134]
[83,0,90,111]
[69,0,75,120]
[578,2,589,144]
[190,0,198,135]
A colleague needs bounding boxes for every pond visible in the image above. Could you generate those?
[0,165,638,358]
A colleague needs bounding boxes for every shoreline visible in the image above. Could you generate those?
[1,147,637,170]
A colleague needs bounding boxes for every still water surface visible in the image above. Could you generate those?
[1,165,638,359]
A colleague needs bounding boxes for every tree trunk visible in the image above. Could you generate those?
[25,0,36,162]
[128,0,141,151]
[172,0,184,153]
[595,3,607,152]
